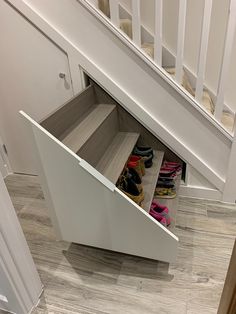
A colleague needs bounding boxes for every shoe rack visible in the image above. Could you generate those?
[21,79,182,263]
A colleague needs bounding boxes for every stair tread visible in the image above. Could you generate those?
[62,104,116,153]
[96,132,140,183]
[142,151,165,212]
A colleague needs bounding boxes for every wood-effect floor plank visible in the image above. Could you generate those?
[4,174,236,314]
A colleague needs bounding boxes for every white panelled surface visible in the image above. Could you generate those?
[0,172,42,314]
[0,0,73,174]
[21,112,179,263]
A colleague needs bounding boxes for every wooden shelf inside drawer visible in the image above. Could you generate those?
[62,104,116,153]
[142,151,164,212]
[96,132,140,184]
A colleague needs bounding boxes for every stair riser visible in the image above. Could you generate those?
[78,108,119,167]
[41,85,96,139]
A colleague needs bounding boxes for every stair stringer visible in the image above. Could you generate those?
[21,111,179,263]
[71,1,230,191]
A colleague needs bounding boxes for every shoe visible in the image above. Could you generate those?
[158,173,177,180]
[128,155,144,177]
[126,167,143,192]
[159,168,177,178]
[149,211,167,227]
[129,155,145,176]
[127,167,142,184]
[118,176,144,205]
[133,146,154,157]
[158,177,175,183]
[163,161,182,175]
[142,154,153,168]
[156,180,175,188]
[150,201,171,226]
[154,187,177,199]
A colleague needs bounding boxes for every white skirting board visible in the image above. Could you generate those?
[21,111,179,263]
[179,185,222,201]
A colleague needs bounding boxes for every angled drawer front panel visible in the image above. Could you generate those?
[21,111,179,263]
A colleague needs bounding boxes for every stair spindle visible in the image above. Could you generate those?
[132,0,141,47]
[195,0,213,103]
[154,0,163,66]
[214,0,236,122]
[109,0,119,27]
[175,0,187,84]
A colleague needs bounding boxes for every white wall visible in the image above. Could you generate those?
[120,0,236,112]
[0,0,73,174]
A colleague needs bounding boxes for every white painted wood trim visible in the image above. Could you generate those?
[215,0,236,121]
[175,0,187,84]
[0,173,43,314]
[154,0,163,66]
[179,184,222,201]
[0,136,12,177]
[195,0,213,103]
[223,134,236,202]
[131,0,141,46]
[109,0,119,27]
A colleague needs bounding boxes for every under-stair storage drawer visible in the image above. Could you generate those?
[21,81,181,263]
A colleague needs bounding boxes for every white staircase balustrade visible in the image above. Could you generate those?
[214,0,236,122]
[91,0,236,135]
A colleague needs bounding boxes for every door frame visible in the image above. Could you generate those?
[0,172,43,314]
[0,136,11,178]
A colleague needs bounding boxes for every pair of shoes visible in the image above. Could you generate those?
[163,161,182,176]
[133,146,154,168]
[117,171,144,206]
[156,180,175,189]
[149,201,171,226]
[159,167,177,180]
[127,155,145,177]
[154,187,176,199]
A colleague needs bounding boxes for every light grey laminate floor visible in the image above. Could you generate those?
[4,174,236,314]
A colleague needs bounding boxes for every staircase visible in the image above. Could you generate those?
[96,0,235,133]
[5,0,235,202]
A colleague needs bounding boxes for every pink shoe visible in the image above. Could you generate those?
[150,201,168,216]
[149,211,167,227]
[163,161,182,175]
[149,200,171,226]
